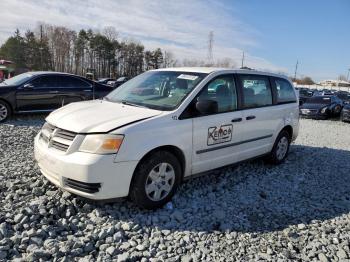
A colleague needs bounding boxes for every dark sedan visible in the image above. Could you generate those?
[0,72,113,122]
[341,103,350,123]
[96,78,115,85]
[299,95,343,119]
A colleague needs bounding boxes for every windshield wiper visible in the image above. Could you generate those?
[121,100,148,109]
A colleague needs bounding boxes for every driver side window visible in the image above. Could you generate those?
[30,76,57,88]
[197,75,237,114]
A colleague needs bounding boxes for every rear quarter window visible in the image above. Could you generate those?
[274,78,297,104]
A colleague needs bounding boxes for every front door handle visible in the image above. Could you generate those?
[49,91,59,94]
[231,118,242,122]
[246,115,256,120]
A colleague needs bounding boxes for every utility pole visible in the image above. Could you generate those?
[347,68,350,82]
[207,31,214,66]
[241,51,245,68]
[294,60,299,82]
[39,25,43,70]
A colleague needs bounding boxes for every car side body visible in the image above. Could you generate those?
[34,68,299,208]
[0,71,113,121]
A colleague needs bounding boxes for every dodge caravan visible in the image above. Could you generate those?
[34,68,299,209]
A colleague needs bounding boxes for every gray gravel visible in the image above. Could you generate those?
[1,116,350,261]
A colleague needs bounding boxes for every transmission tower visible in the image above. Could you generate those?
[207,31,214,65]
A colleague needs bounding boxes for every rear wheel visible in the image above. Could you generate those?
[0,101,11,122]
[129,151,182,209]
[266,130,290,165]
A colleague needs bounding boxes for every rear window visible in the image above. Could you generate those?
[274,78,296,103]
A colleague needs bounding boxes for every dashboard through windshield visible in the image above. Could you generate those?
[106,71,207,111]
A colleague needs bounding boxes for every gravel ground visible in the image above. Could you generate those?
[0,116,350,261]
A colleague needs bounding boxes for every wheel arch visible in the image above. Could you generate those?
[142,145,185,175]
[131,145,186,183]
[280,125,293,142]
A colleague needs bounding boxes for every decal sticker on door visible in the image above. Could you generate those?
[207,124,233,146]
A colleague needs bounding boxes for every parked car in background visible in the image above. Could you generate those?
[97,78,115,85]
[34,68,299,209]
[300,95,343,119]
[106,77,129,89]
[113,76,129,88]
[341,103,350,122]
[0,71,113,122]
[335,91,350,103]
[298,88,314,104]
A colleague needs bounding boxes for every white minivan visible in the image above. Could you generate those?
[34,68,299,209]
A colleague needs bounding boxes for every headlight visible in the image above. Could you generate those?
[79,134,124,154]
[320,107,328,114]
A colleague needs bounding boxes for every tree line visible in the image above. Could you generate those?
[0,24,177,79]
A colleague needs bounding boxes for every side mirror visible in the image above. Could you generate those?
[299,100,304,106]
[196,99,218,115]
[23,83,34,90]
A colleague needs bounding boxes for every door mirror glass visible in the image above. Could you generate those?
[196,99,218,115]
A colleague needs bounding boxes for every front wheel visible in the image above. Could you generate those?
[0,101,11,122]
[129,151,182,209]
[266,130,290,165]
[334,105,342,115]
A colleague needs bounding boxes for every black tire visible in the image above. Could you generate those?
[0,100,11,123]
[129,151,182,209]
[266,130,291,165]
[334,105,342,115]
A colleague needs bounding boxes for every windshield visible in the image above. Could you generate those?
[1,73,33,86]
[106,71,207,110]
[306,96,332,104]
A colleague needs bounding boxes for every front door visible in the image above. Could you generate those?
[16,75,61,111]
[191,74,244,174]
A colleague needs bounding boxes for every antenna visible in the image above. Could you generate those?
[207,31,214,65]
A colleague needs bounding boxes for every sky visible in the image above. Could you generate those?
[1,0,349,81]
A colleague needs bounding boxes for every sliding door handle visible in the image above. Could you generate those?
[246,115,256,120]
[231,117,242,122]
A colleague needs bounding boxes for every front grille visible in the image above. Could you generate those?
[65,178,101,193]
[39,122,77,152]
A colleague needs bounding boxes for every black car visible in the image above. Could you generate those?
[335,91,350,103]
[341,103,350,122]
[298,88,314,104]
[97,78,115,85]
[113,76,129,88]
[0,72,113,122]
[299,95,343,119]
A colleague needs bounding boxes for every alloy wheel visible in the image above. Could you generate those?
[0,104,8,121]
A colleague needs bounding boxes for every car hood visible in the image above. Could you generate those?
[300,103,329,110]
[46,100,162,133]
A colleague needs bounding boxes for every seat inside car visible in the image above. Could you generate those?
[216,84,234,111]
